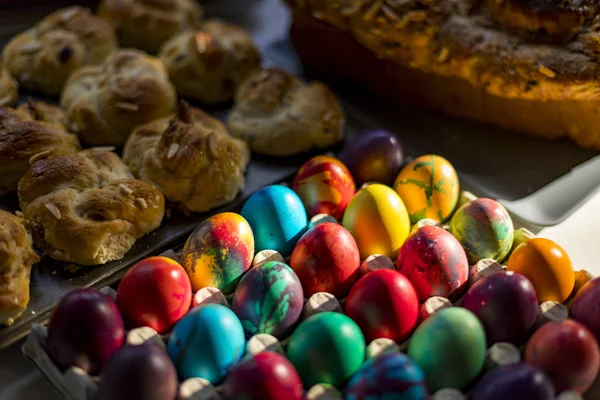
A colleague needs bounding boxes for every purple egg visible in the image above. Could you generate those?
[339,129,404,186]
[571,277,600,342]
[472,364,555,400]
[461,271,537,344]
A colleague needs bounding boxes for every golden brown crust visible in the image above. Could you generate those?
[2,6,117,96]
[123,102,250,212]
[18,149,165,266]
[0,64,18,107]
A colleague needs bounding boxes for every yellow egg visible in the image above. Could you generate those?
[342,183,411,259]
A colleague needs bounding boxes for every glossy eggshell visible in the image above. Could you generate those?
[117,256,192,334]
[345,353,429,400]
[407,307,487,391]
[471,364,555,400]
[222,352,304,400]
[449,198,514,264]
[393,155,459,224]
[292,155,356,220]
[397,225,469,302]
[168,304,246,383]
[290,222,360,298]
[232,261,304,339]
[287,312,366,387]
[345,269,419,343]
[241,185,308,257]
[571,277,600,342]
[507,238,575,303]
[182,212,254,294]
[461,271,538,344]
[525,320,600,394]
[342,183,411,259]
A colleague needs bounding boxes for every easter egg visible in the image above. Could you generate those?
[407,307,486,391]
[393,154,459,224]
[168,304,246,383]
[397,225,469,302]
[181,212,254,294]
[222,352,304,400]
[290,222,360,297]
[241,185,308,257]
[525,320,600,394]
[345,353,429,400]
[232,261,304,339]
[471,364,555,400]
[342,183,411,259]
[339,129,404,186]
[345,269,419,342]
[287,312,365,387]
[461,271,538,344]
[449,198,514,264]
[117,256,192,334]
[292,155,355,220]
[571,277,600,341]
[507,238,575,303]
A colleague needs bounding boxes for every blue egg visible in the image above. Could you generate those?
[167,304,246,384]
[241,185,308,256]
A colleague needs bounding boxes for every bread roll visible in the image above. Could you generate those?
[0,63,18,107]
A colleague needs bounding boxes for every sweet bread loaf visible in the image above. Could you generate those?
[18,149,165,266]
[123,101,250,212]
[60,49,177,146]
[2,6,117,96]
[159,19,261,104]
[227,67,345,156]
[0,63,18,107]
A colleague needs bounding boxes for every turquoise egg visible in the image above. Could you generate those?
[167,304,245,383]
[241,185,308,257]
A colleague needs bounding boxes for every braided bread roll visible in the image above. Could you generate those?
[0,63,18,107]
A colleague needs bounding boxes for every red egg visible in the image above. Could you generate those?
[525,320,600,394]
[570,277,600,342]
[290,222,360,298]
[117,256,192,334]
[346,269,419,342]
[397,225,469,302]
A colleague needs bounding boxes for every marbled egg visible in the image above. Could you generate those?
[342,183,411,259]
[241,185,308,257]
[232,261,304,339]
[182,212,254,294]
[393,155,459,224]
[292,155,355,220]
[168,304,246,383]
[449,198,514,264]
[471,364,555,400]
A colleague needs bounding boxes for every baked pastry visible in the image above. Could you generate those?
[159,19,261,104]
[98,0,204,54]
[0,101,80,195]
[2,6,117,96]
[60,49,177,146]
[0,211,40,326]
[226,67,345,156]
[286,1,600,150]
[123,101,250,212]
[0,63,18,107]
[18,149,165,266]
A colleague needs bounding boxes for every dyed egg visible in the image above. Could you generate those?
[345,269,419,343]
[408,307,486,391]
[345,353,429,400]
[393,154,459,224]
[397,225,469,302]
[168,304,246,383]
[507,238,575,303]
[471,364,555,400]
[287,312,365,387]
[222,352,304,400]
[342,183,411,259]
[241,185,308,257]
[461,271,537,344]
[339,129,404,186]
[292,155,355,220]
[449,198,514,264]
[232,261,304,339]
[571,277,600,341]
[117,256,192,334]
[290,222,360,298]
[182,212,254,294]
[525,320,600,394]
